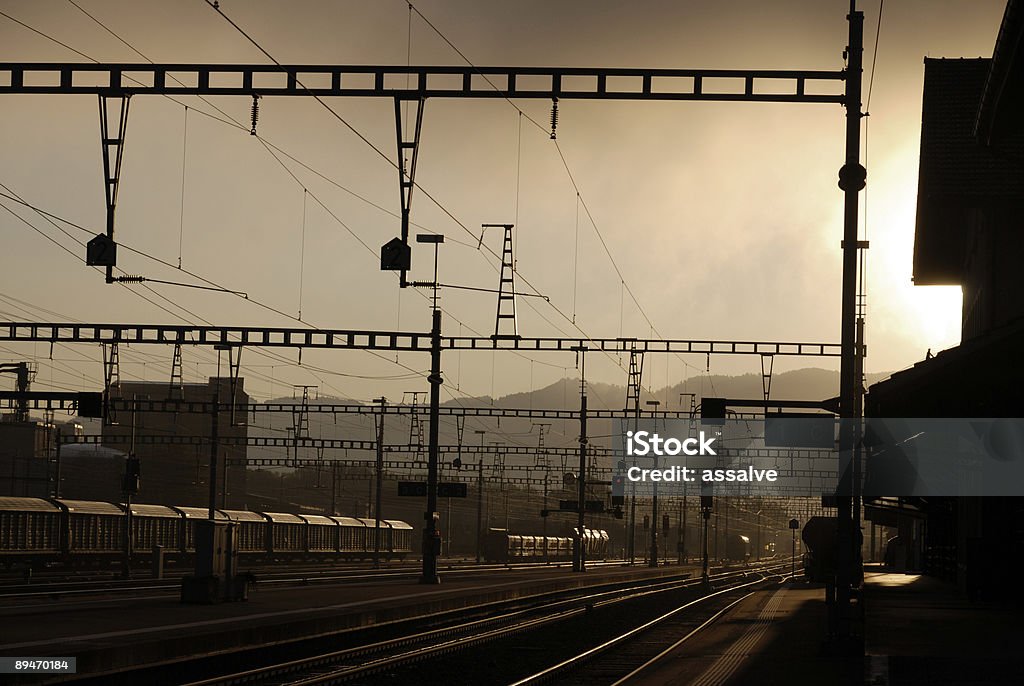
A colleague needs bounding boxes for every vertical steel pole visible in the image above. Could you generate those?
[578,396,588,570]
[475,430,485,564]
[53,429,62,499]
[837,3,865,642]
[792,528,796,578]
[702,511,710,588]
[374,397,385,569]
[680,492,686,565]
[649,470,659,568]
[209,392,218,521]
[421,306,442,584]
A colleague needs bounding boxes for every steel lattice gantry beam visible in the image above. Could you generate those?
[0,393,763,421]
[0,63,846,103]
[0,322,841,356]
[59,433,834,462]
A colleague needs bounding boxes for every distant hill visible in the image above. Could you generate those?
[443,367,889,411]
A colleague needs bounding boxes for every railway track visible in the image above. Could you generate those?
[0,559,638,601]
[131,562,783,686]
[513,564,793,685]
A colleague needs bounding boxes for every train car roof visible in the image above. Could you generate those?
[356,518,390,529]
[0,497,61,512]
[298,514,336,526]
[261,512,304,524]
[329,516,366,527]
[383,520,413,530]
[123,503,181,518]
[219,509,267,522]
[54,499,124,515]
[172,506,228,520]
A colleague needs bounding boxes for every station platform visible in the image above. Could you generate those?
[0,561,695,682]
[627,567,1024,685]
[863,569,1024,685]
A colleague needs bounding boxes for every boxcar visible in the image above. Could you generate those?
[331,516,368,555]
[0,497,62,564]
[482,528,510,562]
[261,512,306,554]
[172,506,229,553]
[298,514,338,553]
[383,519,413,557]
[220,509,267,553]
[55,499,124,555]
[356,518,387,559]
[126,503,183,553]
[723,534,751,563]
[802,516,838,581]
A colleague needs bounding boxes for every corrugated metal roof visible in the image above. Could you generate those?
[357,518,389,529]
[383,519,413,530]
[220,509,267,523]
[298,514,336,526]
[55,499,123,516]
[0,497,61,513]
[172,506,228,520]
[260,511,304,524]
[125,503,181,518]
[330,516,366,527]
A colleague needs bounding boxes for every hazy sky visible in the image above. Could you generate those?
[0,1,1008,406]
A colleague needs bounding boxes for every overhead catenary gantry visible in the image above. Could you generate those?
[0,61,846,287]
[0,391,775,420]
[0,321,842,355]
[59,432,836,462]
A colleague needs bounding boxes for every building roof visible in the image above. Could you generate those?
[977,0,1024,143]
[913,58,1024,285]
[866,315,1024,417]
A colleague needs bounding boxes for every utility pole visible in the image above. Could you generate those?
[701,492,712,590]
[121,396,140,579]
[373,396,386,569]
[680,487,687,564]
[533,422,551,560]
[573,347,587,573]
[474,429,486,564]
[646,400,660,567]
[756,509,763,561]
[417,233,444,585]
[837,1,866,644]
[330,462,338,516]
[208,391,219,521]
[53,430,62,499]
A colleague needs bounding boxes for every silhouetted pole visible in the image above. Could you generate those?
[209,393,219,521]
[647,400,660,568]
[574,348,588,573]
[679,492,686,565]
[837,3,865,643]
[421,306,442,585]
[53,429,62,499]
[330,463,337,515]
[792,526,796,578]
[474,430,485,564]
[701,496,711,589]
[756,509,762,561]
[374,396,386,569]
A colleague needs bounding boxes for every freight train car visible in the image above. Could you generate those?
[802,516,838,582]
[0,497,413,570]
[482,527,610,563]
[723,533,752,563]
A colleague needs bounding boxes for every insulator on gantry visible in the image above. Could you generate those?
[549,98,559,140]
[250,94,261,136]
